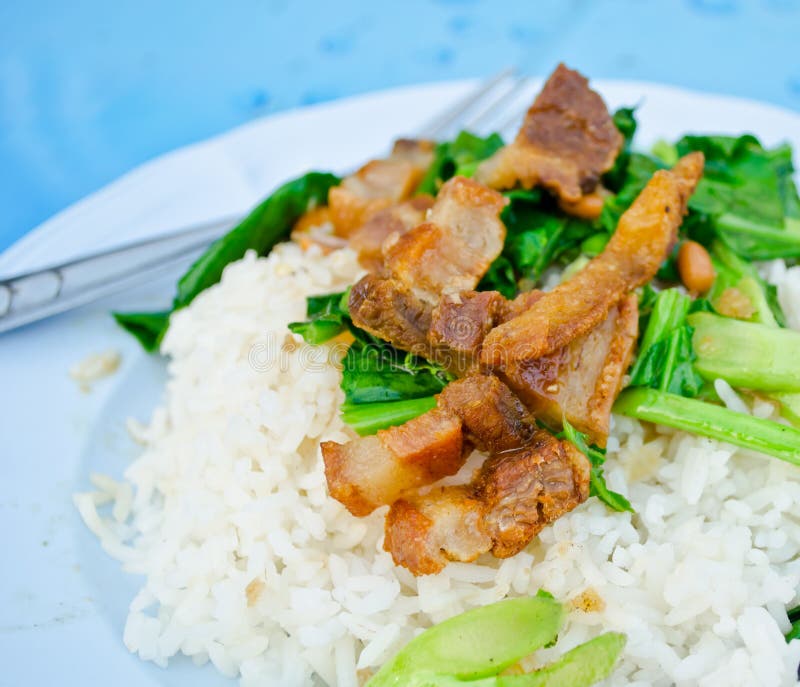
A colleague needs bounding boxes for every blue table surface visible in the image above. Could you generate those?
[1,0,799,254]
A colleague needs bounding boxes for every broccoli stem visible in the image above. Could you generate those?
[341,396,438,436]
[688,312,800,392]
[614,388,800,465]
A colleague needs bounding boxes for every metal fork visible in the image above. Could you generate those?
[0,69,531,335]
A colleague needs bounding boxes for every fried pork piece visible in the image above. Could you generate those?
[428,291,506,371]
[348,195,434,272]
[384,488,490,575]
[384,430,590,575]
[322,408,465,517]
[322,376,533,516]
[348,273,433,357]
[328,139,435,237]
[350,282,547,376]
[501,293,639,446]
[477,433,590,558]
[429,289,547,359]
[384,176,507,303]
[481,152,704,367]
[476,64,622,205]
[438,375,535,454]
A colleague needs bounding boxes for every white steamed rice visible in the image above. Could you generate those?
[76,243,800,686]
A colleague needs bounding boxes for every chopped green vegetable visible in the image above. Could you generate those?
[112,310,170,353]
[417,131,505,195]
[774,392,800,426]
[602,107,638,192]
[495,632,626,687]
[560,419,633,513]
[479,189,604,295]
[367,595,624,687]
[629,289,704,397]
[689,312,800,392]
[714,214,800,261]
[341,397,439,436]
[614,387,800,465]
[708,240,785,327]
[116,171,340,351]
[786,605,800,642]
[288,288,453,434]
[366,594,564,687]
[288,289,351,344]
[651,139,678,166]
[341,339,452,405]
[676,135,800,259]
[478,256,518,299]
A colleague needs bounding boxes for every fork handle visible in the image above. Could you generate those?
[0,215,239,334]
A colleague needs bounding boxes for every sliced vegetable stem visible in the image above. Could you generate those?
[614,388,800,465]
[689,312,800,392]
[341,397,438,436]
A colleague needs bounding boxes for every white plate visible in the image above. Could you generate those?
[1,79,799,686]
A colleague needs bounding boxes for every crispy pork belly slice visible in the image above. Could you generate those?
[322,408,465,517]
[428,291,506,370]
[384,176,507,303]
[475,64,622,204]
[348,195,434,272]
[499,289,545,321]
[349,274,433,357]
[476,432,590,558]
[383,488,490,576]
[501,293,638,447]
[383,430,589,575]
[481,152,704,367]
[438,375,535,454]
[350,281,547,375]
[328,139,435,237]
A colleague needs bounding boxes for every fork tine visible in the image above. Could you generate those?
[462,76,532,133]
[416,68,517,140]
[495,104,529,138]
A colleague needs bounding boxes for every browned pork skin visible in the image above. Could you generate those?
[501,293,639,446]
[382,176,507,303]
[481,152,705,368]
[384,430,590,575]
[348,195,434,272]
[475,64,622,211]
[348,175,508,373]
[321,375,534,516]
[328,139,435,237]
[322,408,465,517]
[438,374,536,454]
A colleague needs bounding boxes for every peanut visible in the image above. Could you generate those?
[677,240,715,294]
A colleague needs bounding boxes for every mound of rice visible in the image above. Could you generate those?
[76,244,800,686]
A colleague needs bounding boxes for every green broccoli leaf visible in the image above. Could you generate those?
[676,135,800,259]
[417,131,504,195]
[112,310,170,353]
[288,289,351,344]
[560,419,633,513]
